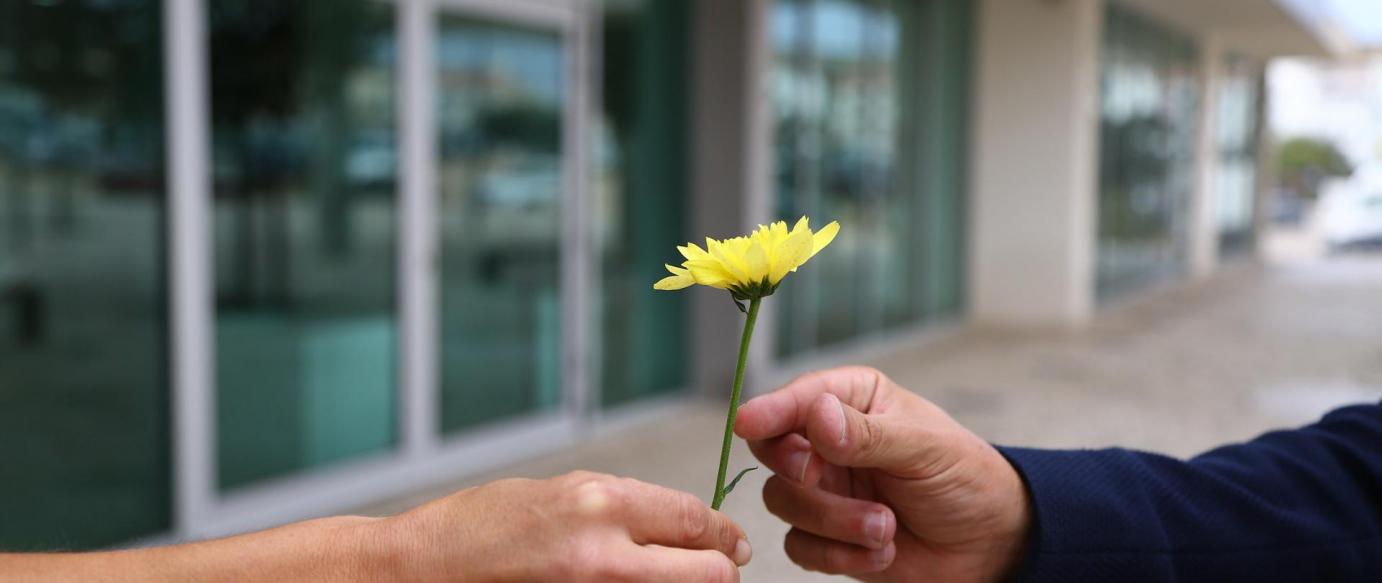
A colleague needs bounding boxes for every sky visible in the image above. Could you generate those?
[1286,0,1382,47]
[1327,0,1382,46]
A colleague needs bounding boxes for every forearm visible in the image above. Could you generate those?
[0,516,399,582]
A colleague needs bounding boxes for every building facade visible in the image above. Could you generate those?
[0,0,1324,549]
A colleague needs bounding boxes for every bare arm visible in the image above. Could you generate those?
[1,472,752,582]
[0,516,380,582]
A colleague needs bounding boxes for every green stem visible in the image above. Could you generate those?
[711,296,760,510]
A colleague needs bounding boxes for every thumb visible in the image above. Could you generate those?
[804,392,936,475]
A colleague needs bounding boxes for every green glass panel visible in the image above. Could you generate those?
[437,16,564,432]
[598,0,690,408]
[0,0,169,549]
[211,0,398,490]
[1216,55,1261,255]
[1096,3,1200,298]
[773,0,971,358]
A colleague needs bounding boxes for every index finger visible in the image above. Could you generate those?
[596,478,751,566]
[734,366,885,441]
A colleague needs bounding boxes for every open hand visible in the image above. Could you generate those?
[378,471,752,582]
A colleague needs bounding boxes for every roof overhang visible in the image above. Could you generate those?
[1114,0,1348,60]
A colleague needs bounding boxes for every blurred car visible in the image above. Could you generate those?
[1318,166,1382,249]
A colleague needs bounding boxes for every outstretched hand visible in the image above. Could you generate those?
[735,366,1032,582]
[384,471,752,582]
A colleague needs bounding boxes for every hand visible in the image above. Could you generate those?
[374,471,752,582]
[734,366,1032,582]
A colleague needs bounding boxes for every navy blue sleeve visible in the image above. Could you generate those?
[996,402,1382,582]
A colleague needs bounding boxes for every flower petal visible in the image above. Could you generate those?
[707,238,749,283]
[678,243,709,261]
[654,273,695,290]
[745,241,769,283]
[771,229,813,283]
[688,261,733,288]
[808,221,839,259]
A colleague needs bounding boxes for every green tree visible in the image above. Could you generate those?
[1277,137,1353,200]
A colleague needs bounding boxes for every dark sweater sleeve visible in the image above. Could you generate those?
[996,402,1382,582]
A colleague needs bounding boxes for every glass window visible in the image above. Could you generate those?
[1096,4,1200,298]
[597,0,690,408]
[773,0,971,358]
[1216,56,1261,255]
[436,16,565,432]
[0,0,169,548]
[210,0,398,490]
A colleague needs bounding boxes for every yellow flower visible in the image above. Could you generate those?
[654,217,839,300]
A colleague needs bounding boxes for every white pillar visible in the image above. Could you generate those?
[1189,39,1224,279]
[970,0,1104,328]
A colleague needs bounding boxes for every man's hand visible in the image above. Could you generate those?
[0,472,749,583]
[735,366,1031,582]
[375,471,751,582]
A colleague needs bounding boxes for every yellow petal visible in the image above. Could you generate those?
[772,220,790,240]
[808,221,839,259]
[687,262,733,288]
[707,238,748,283]
[654,273,695,290]
[745,241,769,283]
[771,229,813,283]
[678,243,709,261]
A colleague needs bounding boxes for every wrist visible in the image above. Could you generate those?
[988,452,1035,582]
[328,515,412,582]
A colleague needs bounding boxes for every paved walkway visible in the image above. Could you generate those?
[361,248,1382,581]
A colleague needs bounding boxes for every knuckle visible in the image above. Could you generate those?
[570,480,615,519]
[823,544,849,573]
[563,470,611,486]
[857,416,882,458]
[676,493,710,541]
[704,556,739,583]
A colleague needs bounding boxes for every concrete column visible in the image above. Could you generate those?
[1252,72,1275,261]
[970,0,1104,329]
[690,0,773,395]
[1189,39,1224,279]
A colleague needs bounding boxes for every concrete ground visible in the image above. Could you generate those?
[359,238,1382,581]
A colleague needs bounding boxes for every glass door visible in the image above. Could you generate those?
[0,0,170,550]
[208,0,401,490]
[433,9,571,433]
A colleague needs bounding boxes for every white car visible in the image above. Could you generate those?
[1318,168,1382,249]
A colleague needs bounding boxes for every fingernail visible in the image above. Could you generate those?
[734,538,753,566]
[787,450,810,483]
[832,396,847,445]
[865,511,887,547]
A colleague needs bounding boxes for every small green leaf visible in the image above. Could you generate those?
[719,466,758,499]
[730,294,747,314]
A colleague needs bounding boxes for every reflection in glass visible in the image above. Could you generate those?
[597,0,690,408]
[436,17,564,432]
[211,0,398,489]
[0,0,169,548]
[1096,4,1199,298]
[1216,56,1261,255]
[773,0,971,357]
